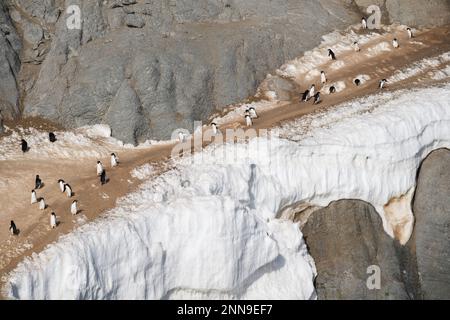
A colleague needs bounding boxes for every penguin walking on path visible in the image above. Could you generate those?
[392,38,399,48]
[328,49,336,60]
[353,41,361,52]
[308,85,316,100]
[58,179,65,193]
[379,79,388,89]
[313,92,321,105]
[407,28,413,39]
[100,169,107,185]
[49,132,57,143]
[249,107,258,119]
[50,212,57,229]
[111,153,119,168]
[39,198,46,210]
[211,123,218,135]
[329,86,336,94]
[64,183,73,198]
[10,221,18,235]
[245,115,253,127]
[35,175,43,190]
[21,139,28,153]
[362,17,367,29]
[321,71,327,84]
[71,200,78,215]
[96,161,104,176]
[301,90,310,102]
[31,190,37,204]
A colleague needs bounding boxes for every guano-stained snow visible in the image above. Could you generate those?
[4,83,450,300]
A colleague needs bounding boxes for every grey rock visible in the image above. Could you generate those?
[302,200,409,300]
[409,149,450,299]
[124,14,145,28]
[22,21,43,45]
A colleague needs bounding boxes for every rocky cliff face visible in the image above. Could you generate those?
[303,149,450,300]
[1,0,450,143]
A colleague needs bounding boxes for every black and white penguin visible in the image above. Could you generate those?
[329,86,336,94]
[309,84,316,99]
[379,79,387,89]
[31,189,37,204]
[301,90,310,102]
[313,92,321,105]
[211,122,218,135]
[392,38,399,48]
[71,200,78,215]
[50,212,57,229]
[100,169,107,185]
[58,179,65,193]
[354,78,361,86]
[49,132,56,143]
[244,109,250,117]
[245,115,253,127]
[321,71,327,84]
[249,107,258,119]
[111,153,119,168]
[96,161,104,176]
[39,197,46,210]
[35,175,43,190]
[328,49,336,60]
[10,220,18,235]
[407,27,413,39]
[353,41,361,52]
[64,183,72,198]
[362,17,367,29]
[21,139,28,153]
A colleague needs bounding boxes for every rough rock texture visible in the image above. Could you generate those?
[354,0,450,27]
[302,200,409,300]
[0,0,21,119]
[409,148,450,299]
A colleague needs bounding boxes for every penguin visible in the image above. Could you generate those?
[64,183,72,198]
[35,175,43,189]
[392,38,399,48]
[328,49,336,60]
[379,79,387,89]
[244,109,250,117]
[249,107,258,119]
[320,71,327,84]
[211,122,218,135]
[313,92,321,105]
[353,41,361,52]
[31,190,37,204]
[71,200,78,215]
[21,139,28,153]
[111,153,119,168]
[245,115,253,127]
[49,132,56,143]
[309,84,316,99]
[354,78,361,86]
[362,17,367,29]
[407,27,413,39]
[10,220,18,235]
[39,198,46,210]
[329,86,336,94]
[58,179,65,193]
[96,161,104,176]
[100,169,107,185]
[50,212,57,229]
[301,90,310,102]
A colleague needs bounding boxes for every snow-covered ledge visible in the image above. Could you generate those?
[4,84,450,300]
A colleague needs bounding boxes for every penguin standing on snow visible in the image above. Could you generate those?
[35,175,43,189]
[328,49,336,60]
[407,28,413,39]
[392,38,399,48]
[320,71,327,84]
[111,153,119,168]
[379,79,387,89]
[100,169,107,185]
[10,221,18,235]
[31,190,37,204]
[71,200,78,215]
[39,197,46,210]
[249,107,258,119]
[58,179,65,193]
[211,122,218,135]
[362,17,367,29]
[21,139,28,153]
[313,92,321,105]
[245,115,253,127]
[50,212,57,229]
[96,161,104,176]
[353,41,361,52]
[64,183,72,198]
[49,132,56,143]
[329,86,336,94]
[301,90,310,102]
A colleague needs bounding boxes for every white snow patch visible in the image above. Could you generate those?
[365,41,391,57]
[131,164,155,180]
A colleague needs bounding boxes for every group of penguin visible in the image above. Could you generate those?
[9,131,120,236]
